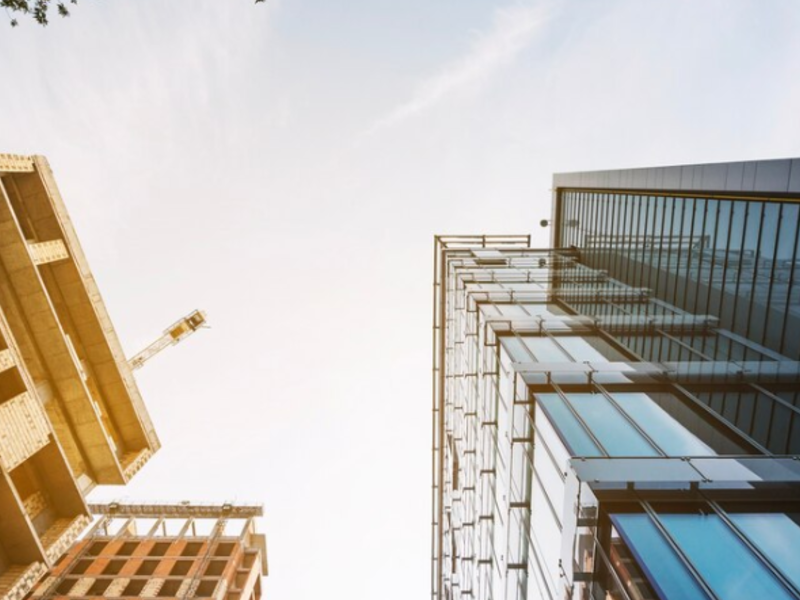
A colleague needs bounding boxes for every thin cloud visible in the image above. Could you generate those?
[366,3,553,135]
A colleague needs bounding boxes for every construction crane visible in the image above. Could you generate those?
[128,309,207,370]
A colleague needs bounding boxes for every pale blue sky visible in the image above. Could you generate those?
[2,1,800,598]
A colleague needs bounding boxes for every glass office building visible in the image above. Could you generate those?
[432,159,800,600]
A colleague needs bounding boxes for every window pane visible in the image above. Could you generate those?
[661,513,796,600]
[522,337,570,361]
[566,393,658,456]
[611,513,710,600]
[499,336,528,363]
[518,303,566,317]
[556,337,610,362]
[536,394,601,457]
[612,393,715,456]
[729,513,800,592]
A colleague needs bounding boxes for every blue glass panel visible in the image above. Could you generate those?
[610,513,709,600]
[566,394,658,456]
[730,513,800,592]
[612,393,714,456]
[661,514,796,600]
[536,394,601,457]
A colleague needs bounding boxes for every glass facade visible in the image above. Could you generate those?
[432,161,800,600]
[556,191,800,360]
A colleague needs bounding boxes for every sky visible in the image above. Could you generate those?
[2,0,800,597]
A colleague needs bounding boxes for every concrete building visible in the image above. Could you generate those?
[432,159,800,600]
[28,503,267,600]
[0,154,160,600]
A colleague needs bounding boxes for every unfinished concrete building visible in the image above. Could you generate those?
[28,503,267,600]
[0,153,160,599]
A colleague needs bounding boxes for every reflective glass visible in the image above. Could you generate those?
[499,337,528,363]
[536,395,601,457]
[661,513,796,600]
[730,513,800,591]
[556,337,610,362]
[495,304,529,317]
[610,513,710,600]
[522,337,570,361]
[518,303,566,317]
[612,393,714,456]
[566,394,658,456]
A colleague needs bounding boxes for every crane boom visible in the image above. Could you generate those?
[129,309,207,370]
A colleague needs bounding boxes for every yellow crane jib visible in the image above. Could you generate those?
[128,310,208,370]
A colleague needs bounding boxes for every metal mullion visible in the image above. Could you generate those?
[663,193,679,314]
[551,382,610,456]
[670,196,688,308]
[653,195,670,298]
[778,204,800,358]
[743,202,767,352]
[627,193,644,331]
[640,501,720,600]
[541,328,578,362]
[711,328,785,362]
[569,191,579,247]
[668,196,688,359]
[613,194,628,298]
[599,297,645,356]
[608,194,620,319]
[583,190,594,263]
[561,192,570,246]
[566,192,575,246]
[583,190,592,251]
[699,200,723,357]
[624,194,637,320]
[748,383,800,418]
[611,193,625,320]
[587,192,600,281]
[593,383,667,456]
[642,195,659,312]
[713,201,737,351]
[590,194,611,314]
[653,196,670,362]
[759,203,783,351]
[689,197,711,318]
[512,331,539,364]
[592,191,603,270]
[656,328,715,362]
[766,393,782,453]
[672,384,771,455]
[728,201,753,358]
[601,193,614,319]
[639,196,654,318]
[682,197,700,315]
[703,499,800,598]
[731,388,745,436]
